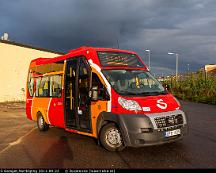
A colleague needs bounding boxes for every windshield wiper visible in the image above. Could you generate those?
[119,90,167,96]
[138,91,167,96]
[120,91,139,95]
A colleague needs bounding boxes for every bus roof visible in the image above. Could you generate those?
[68,46,137,54]
[30,46,144,68]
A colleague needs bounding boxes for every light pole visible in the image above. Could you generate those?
[187,64,190,72]
[168,52,179,81]
[145,49,151,71]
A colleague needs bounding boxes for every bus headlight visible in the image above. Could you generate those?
[118,97,142,111]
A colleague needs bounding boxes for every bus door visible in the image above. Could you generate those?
[65,57,92,132]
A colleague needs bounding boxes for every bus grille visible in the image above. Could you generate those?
[154,114,183,128]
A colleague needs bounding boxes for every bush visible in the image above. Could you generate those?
[163,72,216,105]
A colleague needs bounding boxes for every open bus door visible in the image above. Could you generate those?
[64,57,92,133]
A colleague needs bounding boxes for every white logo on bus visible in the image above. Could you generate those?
[156,99,167,109]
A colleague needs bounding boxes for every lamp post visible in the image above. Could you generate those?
[187,64,190,72]
[145,49,151,71]
[168,52,179,82]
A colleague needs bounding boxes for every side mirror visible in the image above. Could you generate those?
[91,86,98,101]
[164,84,170,91]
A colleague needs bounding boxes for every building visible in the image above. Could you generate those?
[0,40,64,102]
[205,64,216,75]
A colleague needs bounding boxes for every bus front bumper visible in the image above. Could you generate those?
[117,110,188,147]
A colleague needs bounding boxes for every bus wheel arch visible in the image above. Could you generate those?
[96,112,126,151]
[99,122,125,151]
[36,111,49,131]
[96,112,118,135]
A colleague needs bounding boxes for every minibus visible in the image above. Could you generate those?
[26,46,188,151]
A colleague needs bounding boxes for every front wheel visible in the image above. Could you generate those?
[37,113,49,131]
[99,123,125,152]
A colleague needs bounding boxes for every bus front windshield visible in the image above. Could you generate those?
[102,70,167,96]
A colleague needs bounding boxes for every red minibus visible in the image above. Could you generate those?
[26,46,188,151]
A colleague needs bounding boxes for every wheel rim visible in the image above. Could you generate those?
[38,116,44,129]
[105,128,122,148]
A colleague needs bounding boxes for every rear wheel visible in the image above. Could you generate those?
[37,113,49,131]
[99,123,125,151]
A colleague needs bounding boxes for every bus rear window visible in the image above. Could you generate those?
[97,51,144,67]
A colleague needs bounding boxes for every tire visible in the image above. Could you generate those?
[37,113,49,131]
[99,123,125,152]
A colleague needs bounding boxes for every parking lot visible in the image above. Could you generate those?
[0,101,216,168]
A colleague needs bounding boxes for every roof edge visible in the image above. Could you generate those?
[68,46,137,54]
[0,40,65,55]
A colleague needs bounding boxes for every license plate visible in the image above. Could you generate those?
[165,129,181,137]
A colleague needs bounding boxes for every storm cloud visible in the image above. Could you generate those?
[1,0,216,75]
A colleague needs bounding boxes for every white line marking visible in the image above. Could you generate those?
[0,127,37,155]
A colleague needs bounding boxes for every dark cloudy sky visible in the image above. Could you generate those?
[1,0,216,76]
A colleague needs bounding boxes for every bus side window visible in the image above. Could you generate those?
[27,70,34,97]
[28,78,34,96]
[50,75,62,97]
[38,76,49,97]
[92,73,109,100]
[36,77,41,97]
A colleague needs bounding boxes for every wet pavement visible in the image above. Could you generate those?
[0,101,215,168]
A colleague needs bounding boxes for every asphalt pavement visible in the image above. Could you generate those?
[0,101,215,168]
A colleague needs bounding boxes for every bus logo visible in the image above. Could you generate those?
[156,99,167,109]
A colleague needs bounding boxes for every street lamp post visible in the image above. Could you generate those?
[168,52,179,82]
[145,49,151,71]
[187,64,190,72]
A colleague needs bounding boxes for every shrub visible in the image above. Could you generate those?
[163,72,216,105]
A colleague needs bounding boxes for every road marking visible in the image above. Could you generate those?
[0,127,37,155]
